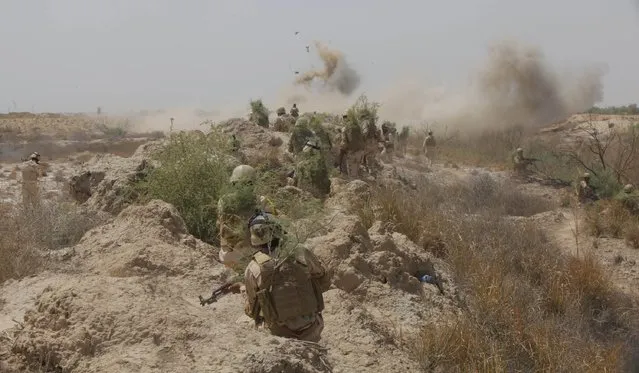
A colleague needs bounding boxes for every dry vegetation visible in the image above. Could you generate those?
[0,198,103,284]
[357,175,636,371]
[3,105,639,371]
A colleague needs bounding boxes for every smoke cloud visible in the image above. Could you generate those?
[377,40,606,134]
[295,41,361,96]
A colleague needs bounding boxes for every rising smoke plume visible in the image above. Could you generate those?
[295,41,361,96]
[377,40,606,133]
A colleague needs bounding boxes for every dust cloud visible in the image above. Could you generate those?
[295,41,361,96]
[376,40,606,134]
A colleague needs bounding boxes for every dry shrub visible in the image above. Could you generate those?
[413,215,630,372]
[0,203,41,283]
[584,200,638,240]
[364,177,633,371]
[0,198,102,284]
[624,224,639,249]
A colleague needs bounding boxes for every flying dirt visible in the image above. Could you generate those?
[376,40,606,133]
[295,41,361,96]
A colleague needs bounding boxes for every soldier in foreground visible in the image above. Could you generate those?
[243,211,330,342]
[576,172,598,204]
[21,152,43,208]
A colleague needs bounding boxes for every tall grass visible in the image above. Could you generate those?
[358,175,635,372]
[0,198,103,284]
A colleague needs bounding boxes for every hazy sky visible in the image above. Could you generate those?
[1,0,638,113]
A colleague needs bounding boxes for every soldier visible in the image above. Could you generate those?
[229,134,240,152]
[614,184,639,214]
[243,212,330,342]
[380,121,396,162]
[290,103,299,118]
[340,118,366,178]
[361,120,382,175]
[512,147,538,176]
[217,165,275,272]
[21,152,43,208]
[273,107,287,132]
[422,130,436,163]
[397,126,409,157]
[576,172,598,204]
[293,139,331,197]
[288,118,315,154]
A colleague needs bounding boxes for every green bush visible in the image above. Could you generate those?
[590,168,623,199]
[139,129,234,243]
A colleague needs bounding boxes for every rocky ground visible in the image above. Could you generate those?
[0,113,637,372]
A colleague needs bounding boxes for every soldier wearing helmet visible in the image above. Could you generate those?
[243,211,329,342]
[21,152,44,208]
[273,107,295,132]
[576,172,598,204]
[614,183,639,214]
[512,147,539,176]
[422,130,436,163]
[289,139,331,198]
[217,165,273,272]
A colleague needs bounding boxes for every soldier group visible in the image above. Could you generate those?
[209,104,441,342]
[512,147,639,208]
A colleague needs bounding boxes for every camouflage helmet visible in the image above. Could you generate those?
[29,152,41,161]
[428,130,433,136]
[303,139,320,153]
[583,172,591,180]
[248,213,283,246]
[276,107,286,116]
[624,184,634,193]
[230,165,256,184]
[516,147,523,154]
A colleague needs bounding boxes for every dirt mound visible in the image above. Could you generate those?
[71,200,214,277]
[217,118,291,166]
[68,142,160,214]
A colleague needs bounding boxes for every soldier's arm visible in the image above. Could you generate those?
[303,249,331,292]
[243,263,259,319]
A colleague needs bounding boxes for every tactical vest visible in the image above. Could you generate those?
[252,252,324,326]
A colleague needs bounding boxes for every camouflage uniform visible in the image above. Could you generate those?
[217,165,274,272]
[576,173,598,204]
[340,121,366,178]
[290,104,299,118]
[397,126,409,157]
[293,141,331,198]
[244,217,330,342]
[614,184,639,214]
[380,122,396,162]
[21,152,43,208]
[361,120,382,175]
[273,107,295,132]
[512,148,534,176]
[422,131,436,162]
[288,119,315,154]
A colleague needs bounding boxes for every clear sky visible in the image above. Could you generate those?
[1,0,638,114]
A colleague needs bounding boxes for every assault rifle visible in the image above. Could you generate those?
[198,282,236,306]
